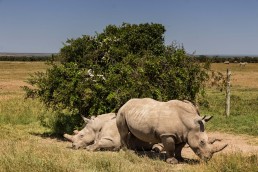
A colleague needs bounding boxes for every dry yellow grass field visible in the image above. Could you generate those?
[0,62,48,99]
[211,63,258,89]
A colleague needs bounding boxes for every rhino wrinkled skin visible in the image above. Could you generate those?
[64,113,115,149]
[116,98,227,164]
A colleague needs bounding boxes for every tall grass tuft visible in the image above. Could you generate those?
[194,153,258,172]
[0,97,47,125]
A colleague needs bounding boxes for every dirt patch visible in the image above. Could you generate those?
[208,131,258,154]
[179,131,258,160]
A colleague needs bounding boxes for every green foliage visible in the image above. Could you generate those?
[24,23,210,134]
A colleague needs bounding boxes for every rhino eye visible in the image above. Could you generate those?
[200,140,205,146]
[80,134,84,138]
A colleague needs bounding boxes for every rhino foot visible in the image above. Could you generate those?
[175,156,185,162]
[166,157,179,164]
[86,144,98,151]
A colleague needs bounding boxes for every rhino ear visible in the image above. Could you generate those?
[73,130,79,134]
[81,115,90,123]
[202,115,213,123]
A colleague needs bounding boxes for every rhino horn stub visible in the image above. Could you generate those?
[63,133,74,142]
[212,143,228,154]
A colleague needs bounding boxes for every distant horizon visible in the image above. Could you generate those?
[1,52,258,57]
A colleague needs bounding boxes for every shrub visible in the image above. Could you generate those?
[24,23,210,134]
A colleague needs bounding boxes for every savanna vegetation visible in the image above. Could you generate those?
[195,55,258,63]
[0,23,257,171]
[23,23,211,134]
[0,55,52,61]
[0,61,257,171]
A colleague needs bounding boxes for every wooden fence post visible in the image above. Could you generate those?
[225,69,231,117]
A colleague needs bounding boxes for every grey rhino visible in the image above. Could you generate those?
[64,112,163,151]
[85,116,161,151]
[64,113,115,149]
[116,98,228,164]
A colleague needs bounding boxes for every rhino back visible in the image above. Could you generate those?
[118,98,199,143]
[82,113,116,133]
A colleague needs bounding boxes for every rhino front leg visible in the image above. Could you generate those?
[161,135,178,164]
[86,138,120,151]
[86,142,100,151]
[152,143,164,153]
[175,142,186,162]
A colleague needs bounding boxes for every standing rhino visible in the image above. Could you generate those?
[116,98,227,164]
[64,112,163,152]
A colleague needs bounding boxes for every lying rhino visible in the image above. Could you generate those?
[64,113,115,149]
[64,112,162,151]
[116,98,228,164]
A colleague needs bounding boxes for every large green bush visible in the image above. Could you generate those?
[24,23,210,134]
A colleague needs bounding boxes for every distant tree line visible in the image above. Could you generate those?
[1,54,257,63]
[195,55,258,63]
[0,55,53,61]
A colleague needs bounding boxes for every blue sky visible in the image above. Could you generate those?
[0,0,258,55]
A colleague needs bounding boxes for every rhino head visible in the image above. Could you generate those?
[187,116,228,161]
[63,116,99,149]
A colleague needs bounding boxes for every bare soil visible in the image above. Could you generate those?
[180,131,258,160]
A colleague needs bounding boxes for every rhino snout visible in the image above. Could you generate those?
[199,153,212,162]
[194,148,213,161]
[72,143,80,149]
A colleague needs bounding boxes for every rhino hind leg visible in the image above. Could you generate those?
[116,113,130,149]
[161,135,178,164]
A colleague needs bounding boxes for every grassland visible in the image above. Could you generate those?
[203,63,258,136]
[0,61,257,171]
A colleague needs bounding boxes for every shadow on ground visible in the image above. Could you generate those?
[135,150,200,165]
[29,131,66,141]
[29,132,200,164]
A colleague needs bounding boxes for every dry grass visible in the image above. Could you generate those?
[211,63,258,88]
[0,62,257,171]
[0,62,48,99]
